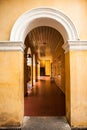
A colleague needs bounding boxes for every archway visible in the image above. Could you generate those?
[10,7,79,124]
[10,8,79,42]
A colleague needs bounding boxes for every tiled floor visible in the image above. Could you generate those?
[24,76,65,116]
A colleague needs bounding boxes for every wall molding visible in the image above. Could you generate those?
[0,42,25,51]
[10,7,79,43]
[62,40,87,53]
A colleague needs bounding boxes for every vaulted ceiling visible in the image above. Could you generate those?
[26,26,64,61]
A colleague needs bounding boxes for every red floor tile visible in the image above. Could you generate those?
[24,76,65,116]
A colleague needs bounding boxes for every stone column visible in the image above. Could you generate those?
[33,54,36,85]
[27,48,32,90]
[24,55,28,96]
[63,40,87,128]
[0,42,24,128]
[37,61,40,80]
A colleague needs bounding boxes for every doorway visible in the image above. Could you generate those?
[40,67,45,76]
[24,24,65,116]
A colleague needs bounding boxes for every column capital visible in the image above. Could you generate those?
[0,41,25,52]
[62,40,87,53]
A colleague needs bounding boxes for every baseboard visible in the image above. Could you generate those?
[71,127,87,130]
[0,127,21,130]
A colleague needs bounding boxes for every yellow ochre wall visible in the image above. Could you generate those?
[70,50,87,127]
[40,60,51,76]
[40,60,45,68]
[0,0,87,40]
[51,43,65,93]
[65,52,70,123]
[45,60,51,76]
[37,61,40,79]
[0,51,24,127]
[64,49,87,127]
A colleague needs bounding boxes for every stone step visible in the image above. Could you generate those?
[22,116,71,130]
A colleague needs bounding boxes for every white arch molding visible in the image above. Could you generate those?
[10,7,79,43]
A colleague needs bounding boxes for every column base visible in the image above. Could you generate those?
[71,127,87,130]
[0,126,22,130]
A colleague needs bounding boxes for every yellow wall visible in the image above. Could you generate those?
[37,61,40,79]
[0,0,87,40]
[33,65,36,83]
[52,44,65,93]
[69,50,87,127]
[45,60,51,76]
[40,60,45,68]
[65,52,70,123]
[40,60,51,76]
[32,54,36,84]
[64,50,87,127]
[0,51,24,127]
[24,57,27,96]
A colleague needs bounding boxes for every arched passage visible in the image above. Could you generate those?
[9,7,79,125]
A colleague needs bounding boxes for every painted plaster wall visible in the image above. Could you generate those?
[37,61,40,79]
[0,51,24,127]
[65,52,70,123]
[45,60,51,76]
[24,57,27,96]
[40,60,51,76]
[0,0,87,41]
[33,65,36,84]
[40,60,45,68]
[70,50,87,127]
[64,50,87,127]
[52,44,65,93]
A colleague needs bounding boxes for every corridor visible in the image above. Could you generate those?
[24,76,65,116]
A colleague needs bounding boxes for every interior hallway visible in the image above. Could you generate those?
[24,76,65,116]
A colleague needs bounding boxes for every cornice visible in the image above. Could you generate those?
[0,42,25,52]
[62,40,87,53]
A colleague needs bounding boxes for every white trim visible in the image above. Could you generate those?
[62,40,87,53]
[10,7,79,43]
[0,42,25,51]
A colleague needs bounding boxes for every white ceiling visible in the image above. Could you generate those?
[26,26,64,61]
